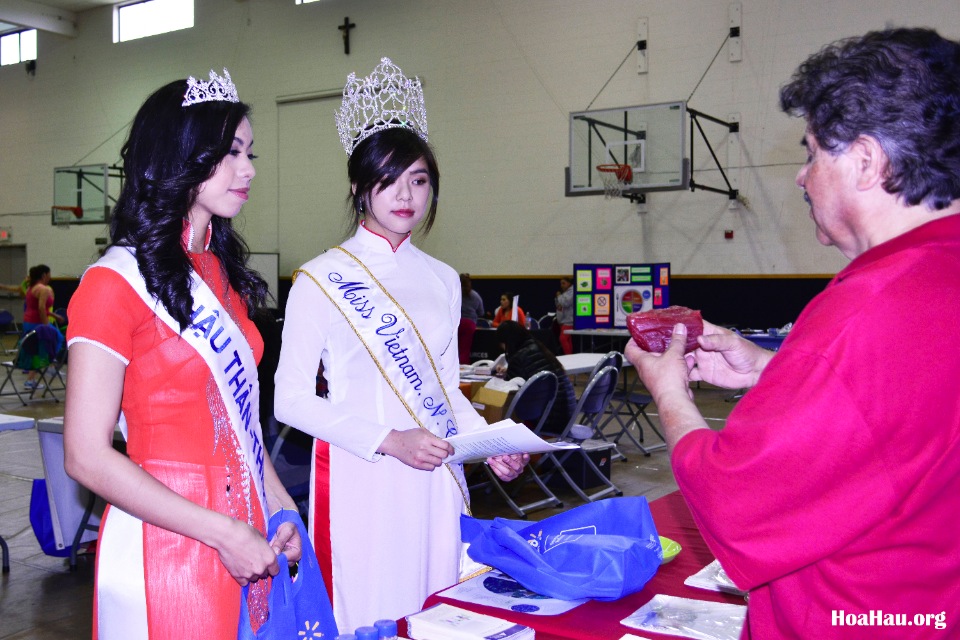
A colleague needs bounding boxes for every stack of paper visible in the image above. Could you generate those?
[406,603,534,640]
[442,419,579,465]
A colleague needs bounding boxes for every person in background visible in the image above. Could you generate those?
[274,58,527,632]
[458,273,484,364]
[23,265,64,328]
[554,276,574,355]
[492,290,526,328]
[460,273,484,322]
[20,264,65,389]
[496,320,576,435]
[626,28,960,638]
[63,69,301,639]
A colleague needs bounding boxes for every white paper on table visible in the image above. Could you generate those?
[621,594,746,640]
[684,560,748,596]
[442,419,579,464]
[439,569,588,616]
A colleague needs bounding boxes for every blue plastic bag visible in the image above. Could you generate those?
[29,479,71,558]
[461,496,662,601]
[238,510,339,640]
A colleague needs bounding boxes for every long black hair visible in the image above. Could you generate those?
[495,320,564,371]
[109,79,268,330]
[346,127,440,235]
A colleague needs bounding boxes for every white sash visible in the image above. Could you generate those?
[295,247,467,490]
[92,246,267,519]
[298,247,460,439]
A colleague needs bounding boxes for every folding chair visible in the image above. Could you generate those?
[0,330,60,405]
[538,365,623,503]
[0,310,20,355]
[469,371,564,518]
[597,352,667,457]
[44,338,68,395]
[577,351,635,461]
[602,386,666,456]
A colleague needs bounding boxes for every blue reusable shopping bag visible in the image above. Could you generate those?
[461,496,662,601]
[238,510,339,640]
[29,479,71,558]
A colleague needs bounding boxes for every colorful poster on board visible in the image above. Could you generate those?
[594,293,611,317]
[576,294,592,316]
[596,268,612,290]
[632,265,652,283]
[614,285,652,326]
[576,270,592,292]
[573,262,670,329]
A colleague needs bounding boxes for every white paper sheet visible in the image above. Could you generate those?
[439,569,588,616]
[684,560,747,596]
[443,419,579,464]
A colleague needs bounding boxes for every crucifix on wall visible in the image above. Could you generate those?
[339,17,356,55]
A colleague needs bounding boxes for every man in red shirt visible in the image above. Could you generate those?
[627,28,960,639]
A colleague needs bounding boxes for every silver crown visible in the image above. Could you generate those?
[182,69,239,107]
[335,57,428,156]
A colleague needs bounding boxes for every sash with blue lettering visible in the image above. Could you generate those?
[92,246,267,519]
[294,246,467,494]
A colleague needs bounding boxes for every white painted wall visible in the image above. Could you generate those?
[1,0,957,278]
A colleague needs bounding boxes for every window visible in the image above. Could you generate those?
[114,0,193,43]
[0,29,36,66]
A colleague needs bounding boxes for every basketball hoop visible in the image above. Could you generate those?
[597,164,633,199]
[51,205,83,229]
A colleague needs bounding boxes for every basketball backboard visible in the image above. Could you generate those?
[567,101,688,197]
[52,164,122,225]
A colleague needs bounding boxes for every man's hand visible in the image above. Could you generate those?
[625,322,696,403]
[624,323,710,450]
[688,320,774,390]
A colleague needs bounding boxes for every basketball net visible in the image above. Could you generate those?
[51,205,82,230]
[597,164,633,199]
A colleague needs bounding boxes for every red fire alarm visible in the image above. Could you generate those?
[724,229,734,240]
[0,228,11,242]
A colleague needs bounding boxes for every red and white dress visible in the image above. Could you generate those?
[67,232,268,639]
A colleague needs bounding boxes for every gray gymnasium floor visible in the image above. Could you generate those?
[0,362,734,639]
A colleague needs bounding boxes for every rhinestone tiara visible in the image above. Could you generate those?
[182,69,239,107]
[335,57,428,157]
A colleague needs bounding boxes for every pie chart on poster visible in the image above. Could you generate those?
[620,289,645,314]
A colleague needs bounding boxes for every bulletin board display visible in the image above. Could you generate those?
[573,263,670,329]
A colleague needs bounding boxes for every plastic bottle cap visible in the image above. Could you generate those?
[354,627,378,640]
[374,619,399,636]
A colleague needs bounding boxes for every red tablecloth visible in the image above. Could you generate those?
[402,491,745,640]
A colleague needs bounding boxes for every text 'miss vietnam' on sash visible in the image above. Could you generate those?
[442,419,579,465]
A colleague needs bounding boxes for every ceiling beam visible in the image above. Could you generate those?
[0,0,78,37]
